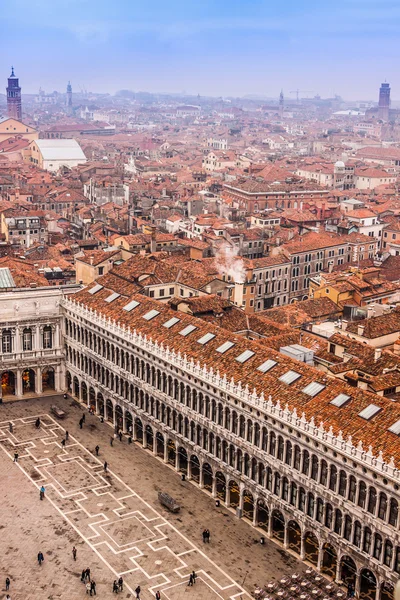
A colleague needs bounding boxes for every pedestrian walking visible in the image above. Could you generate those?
[112,580,119,593]
[5,576,10,590]
[82,413,86,423]
[135,585,141,599]
[119,430,123,442]
[128,436,132,444]
[110,436,114,447]
[13,451,18,462]
[95,445,100,456]
[65,431,69,441]
[37,551,44,565]
[85,567,91,582]
[202,529,207,543]
[188,574,194,586]
[118,576,123,591]
[5,595,11,600]
[155,592,161,600]
[81,570,86,582]
[192,570,197,584]
[104,461,108,473]
[40,485,45,500]
[79,418,83,429]
[72,546,77,561]
[206,529,210,543]
[61,439,66,448]
[86,581,91,595]
[90,580,97,596]
[35,418,41,429]
[9,422,13,433]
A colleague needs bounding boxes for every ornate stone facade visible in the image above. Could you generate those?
[63,296,399,600]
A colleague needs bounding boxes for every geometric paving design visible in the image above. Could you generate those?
[0,415,250,599]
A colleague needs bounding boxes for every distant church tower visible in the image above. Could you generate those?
[6,67,22,121]
[378,82,390,121]
[279,89,284,118]
[66,81,73,115]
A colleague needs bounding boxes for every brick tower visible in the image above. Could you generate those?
[66,81,72,115]
[378,82,390,121]
[6,67,22,121]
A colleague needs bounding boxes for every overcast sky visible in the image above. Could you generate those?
[1,0,399,100]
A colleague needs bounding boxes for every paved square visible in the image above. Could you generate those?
[0,413,251,600]
[101,514,155,547]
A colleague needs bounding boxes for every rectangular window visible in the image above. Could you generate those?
[159,289,165,297]
[23,331,32,351]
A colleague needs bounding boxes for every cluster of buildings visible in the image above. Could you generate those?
[3,68,400,600]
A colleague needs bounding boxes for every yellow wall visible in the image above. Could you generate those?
[0,119,38,142]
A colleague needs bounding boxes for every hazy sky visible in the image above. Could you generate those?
[1,0,399,100]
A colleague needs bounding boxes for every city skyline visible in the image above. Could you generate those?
[1,0,399,100]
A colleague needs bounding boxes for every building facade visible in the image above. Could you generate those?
[0,287,71,399]
[61,289,400,600]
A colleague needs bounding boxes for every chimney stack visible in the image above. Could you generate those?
[374,348,382,362]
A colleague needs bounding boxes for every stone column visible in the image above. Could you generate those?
[14,327,21,354]
[163,442,168,463]
[36,367,43,394]
[36,324,41,350]
[175,450,179,471]
[199,463,204,488]
[16,369,23,397]
[300,533,305,560]
[143,427,147,449]
[153,434,157,455]
[268,512,273,538]
[187,458,192,481]
[335,558,342,583]
[283,523,289,549]
[355,573,361,598]
[317,545,324,572]
[212,476,217,498]
[122,411,126,433]
[225,483,230,508]
[55,323,60,348]
[132,421,137,441]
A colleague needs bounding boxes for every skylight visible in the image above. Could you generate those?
[123,300,140,312]
[105,292,120,303]
[216,341,235,354]
[330,393,351,408]
[257,359,277,373]
[143,309,160,321]
[236,350,255,364]
[197,333,216,345]
[179,324,197,337]
[388,419,400,435]
[279,370,301,385]
[163,317,180,329]
[88,284,103,295]
[302,382,326,397]
[358,404,382,421]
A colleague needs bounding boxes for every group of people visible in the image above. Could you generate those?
[188,571,197,586]
[112,577,124,593]
[202,529,211,543]
[81,567,96,595]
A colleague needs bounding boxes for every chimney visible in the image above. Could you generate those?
[341,319,348,331]
[357,324,365,336]
[89,256,94,265]
[393,342,400,356]
[234,282,244,308]
[374,348,382,362]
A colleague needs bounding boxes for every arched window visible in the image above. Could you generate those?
[266,467,273,491]
[338,470,347,497]
[363,527,372,554]
[348,476,357,503]
[23,328,32,351]
[373,534,382,560]
[299,488,306,512]
[293,445,301,470]
[367,487,377,515]
[277,436,284,461]
[43,325,52,349]
[329,465,337,491]
[316,498,324,523]
[282,477,289,501]
[285,441,292,465]
[384,540,393,568]
[325,503,333,528]
[378,493,388,520]
[389,498,398,527]
[353,521,362,547]
[274,473,281,496]
[395,548,400,574]
[334,509,342,534]
[320,460,328,486]
[269,432,276,456]
[358,482,367,508]
[290,482,298,506]
[311,455,318,480]
[302,450,310,475]
[344,516,352,540]
[307,493,315,518]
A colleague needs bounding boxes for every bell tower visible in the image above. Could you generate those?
[7,67,22,121]
[66,81,73,115]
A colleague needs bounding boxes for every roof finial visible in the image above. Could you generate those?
[11,66,15,77]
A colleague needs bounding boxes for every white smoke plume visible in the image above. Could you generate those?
[215,243,246,284]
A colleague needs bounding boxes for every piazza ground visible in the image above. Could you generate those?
[0,395,305,600]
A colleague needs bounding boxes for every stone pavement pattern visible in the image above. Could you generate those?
[0,413,249,600]
[0,397,304,599]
